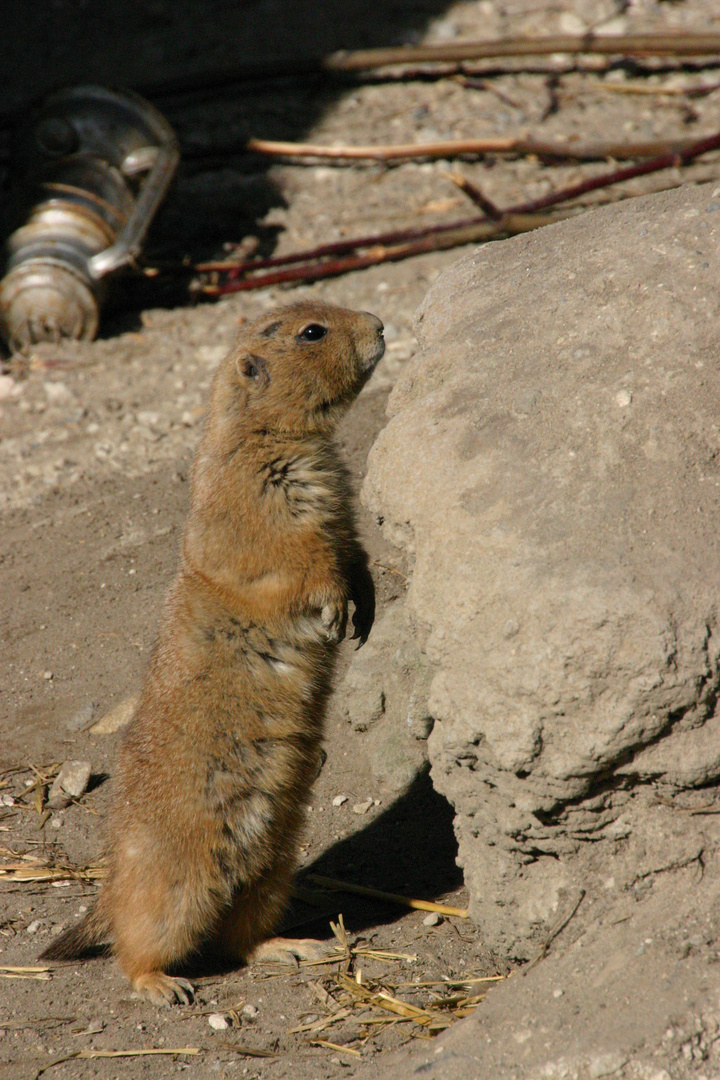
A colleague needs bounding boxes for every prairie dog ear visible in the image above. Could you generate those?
[235,353,270,387]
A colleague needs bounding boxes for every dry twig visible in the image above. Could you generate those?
[323,32,720,72]
[311,1039,362,1057]
[525,889,586,970]
[0,860,106,884]
[200,125,720,294]
[305,873,469,918]
[35,1047,200,1079]
[246,134,702,164]
[0,965,51,980]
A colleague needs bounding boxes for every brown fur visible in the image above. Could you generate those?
[41,301,384,1004]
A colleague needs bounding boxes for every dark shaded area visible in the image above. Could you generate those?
[287,768,462,937]
[0,0,454,267]
[179,769,462,978]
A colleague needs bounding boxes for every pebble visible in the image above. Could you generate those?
[65,703,95,732]
[26,920,42,934]
[589,1054,628,1078]
[615,389,632,408]
[332,794,348,807]
[1,794,15,807]
[90,694,137,734]
[43,671,53,681]
[559,12,587,33]
[48,760,92,809]
[242,1004,259,1018]
[0,375,16,401]
[423,912,442,927]
[50,817,62,829]
[208,1013,229,1030]
[43,381,73,405]
[181,406,206,427]
[196,345,227,366]
[352,798,373,815]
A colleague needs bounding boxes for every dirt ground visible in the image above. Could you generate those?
[2,1,720,1077]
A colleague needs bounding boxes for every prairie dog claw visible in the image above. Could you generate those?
[133,972,195,1007]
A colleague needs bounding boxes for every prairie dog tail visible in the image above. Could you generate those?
[40,899,111,960]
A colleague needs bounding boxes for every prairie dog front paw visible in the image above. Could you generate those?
[320,600,347,644]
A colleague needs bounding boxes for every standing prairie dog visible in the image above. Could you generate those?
[42,300,384,1005]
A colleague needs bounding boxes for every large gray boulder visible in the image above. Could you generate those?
[362,182,720,963]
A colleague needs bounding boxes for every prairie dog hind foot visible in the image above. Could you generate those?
[251,936,336,967]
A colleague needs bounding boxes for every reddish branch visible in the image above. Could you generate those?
[198,128,720,295]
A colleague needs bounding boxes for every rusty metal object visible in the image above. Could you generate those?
[0,85,179,351]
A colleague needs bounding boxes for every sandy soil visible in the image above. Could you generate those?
[2,1,720,1077]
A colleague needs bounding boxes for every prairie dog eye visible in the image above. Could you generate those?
[299,323,327,342]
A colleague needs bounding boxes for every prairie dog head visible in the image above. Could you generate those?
[213,301,385,435]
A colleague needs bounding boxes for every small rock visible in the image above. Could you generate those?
[47,760,92,809]
[50,817,62,829]
[65,703,95,732]
[90,694,137,734]
[43,381,73,405]
[208,1013,229,1031]
[26,920,42,934]
[242,1004,259,1018]
[589,1054,628,1078]
[0,375,16,400]
[558,11,587,33]
[352,799,373,815]
[42,671,53,681]
[136,409,160,427]
[615,389,632,408]
[1,794,15,807]
[423,912,442,927]
[596,15,628,36]
[75,1020,104,1036]
[181,407,205,427]
[197,345,227,366]
[332,794,348,807]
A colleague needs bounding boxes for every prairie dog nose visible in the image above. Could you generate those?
[362,312,384,334]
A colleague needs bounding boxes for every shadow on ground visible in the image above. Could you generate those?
[0,0,455,270]
[181,769,462,978]
[287,768,463,939]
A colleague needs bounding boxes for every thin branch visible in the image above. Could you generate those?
[199,214,561,295]
[444,172,503,218]
[196,126,720,294]
[323,33,720,73]
[245,134,701,164]
[503,128,720,215]
[525,889,586,970]
[303,873,469,917]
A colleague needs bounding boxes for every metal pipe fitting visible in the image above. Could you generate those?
[0,85,179,352]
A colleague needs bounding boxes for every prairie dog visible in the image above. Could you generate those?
[42,300,384,1005]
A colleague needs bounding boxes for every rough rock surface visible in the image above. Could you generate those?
[364,182,720,955]
[357,183,720,1076]
[340,600,434,795]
